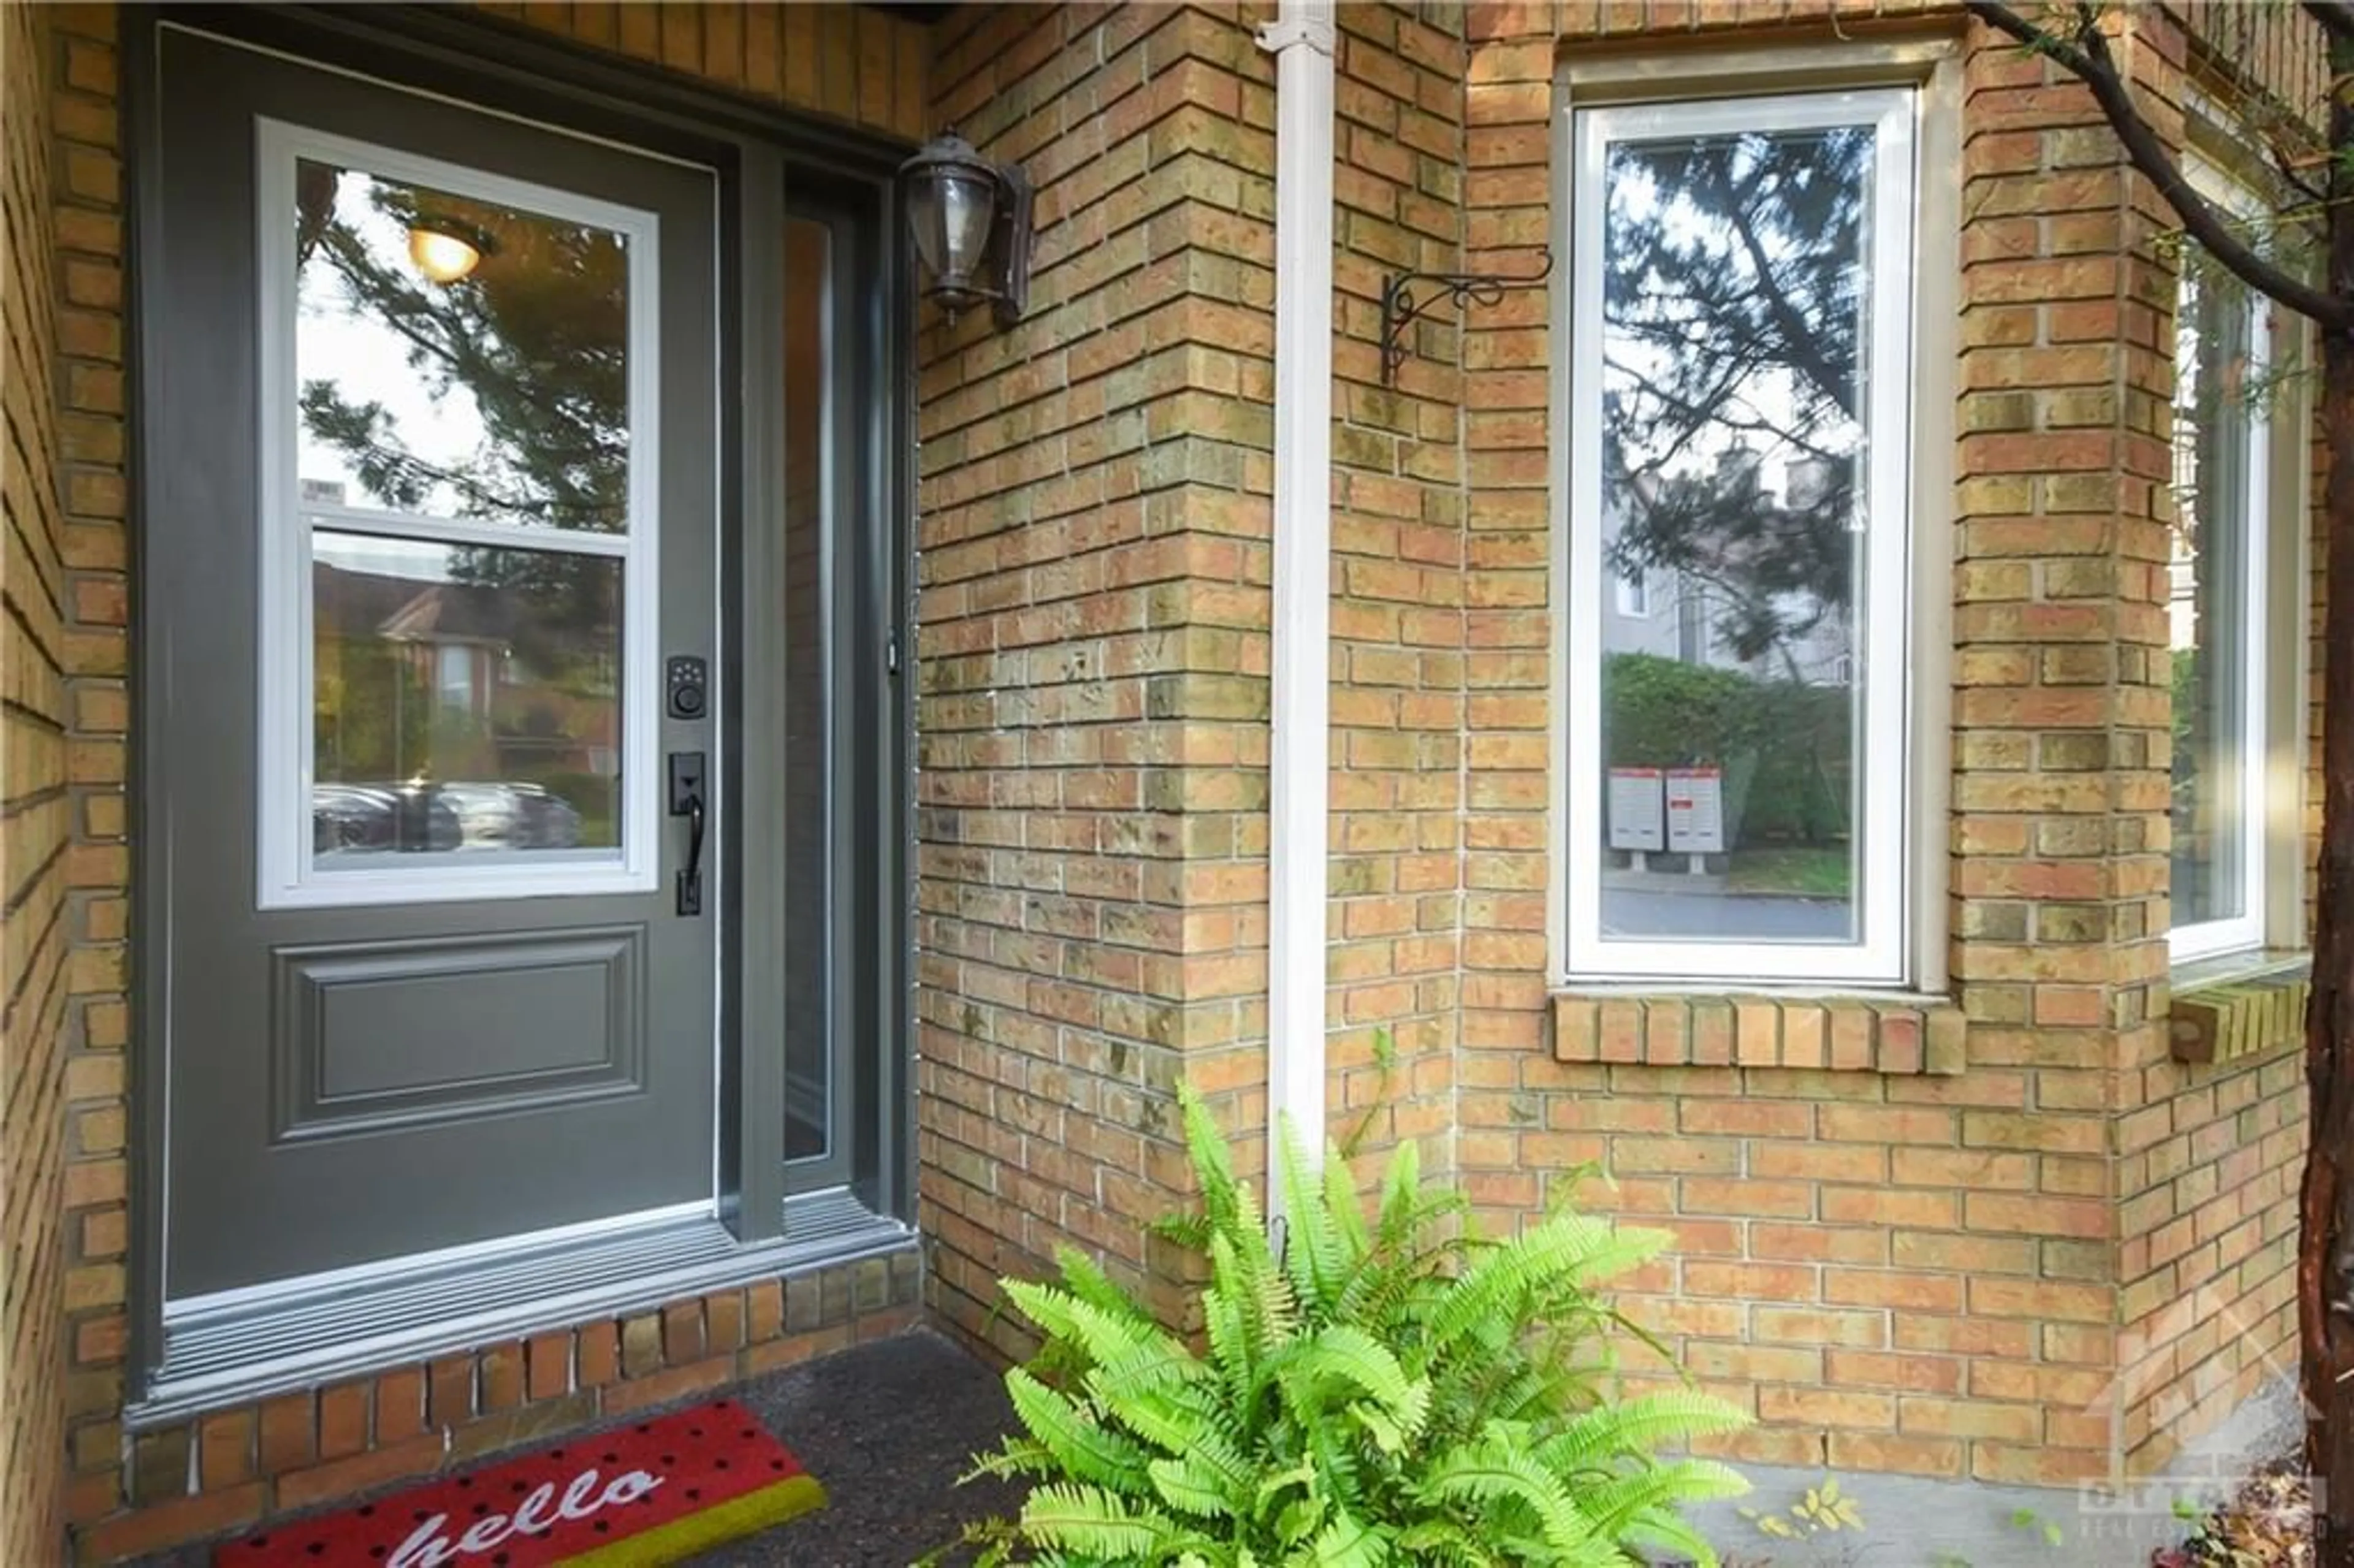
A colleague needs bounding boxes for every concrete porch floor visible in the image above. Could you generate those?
[132,1330,2285,1566]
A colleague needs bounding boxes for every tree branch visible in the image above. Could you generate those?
[1967,0,2354,332]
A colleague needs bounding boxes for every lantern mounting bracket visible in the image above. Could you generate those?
[1378,246,1554,385]
[984,162,1034,330]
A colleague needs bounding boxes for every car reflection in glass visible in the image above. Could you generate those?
[312,782,584,858]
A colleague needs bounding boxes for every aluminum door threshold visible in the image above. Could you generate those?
[128,1187,910,1427]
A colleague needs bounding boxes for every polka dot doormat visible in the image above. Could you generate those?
[214,1399,825,1566]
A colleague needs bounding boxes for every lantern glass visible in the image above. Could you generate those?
[407,224,481,284]
[907,165,997,304]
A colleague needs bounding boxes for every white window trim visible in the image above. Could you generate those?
[1614,565,1650,618]
[2168,156,2274,964]
[1561,86,1919,988]
[254,119,663,910]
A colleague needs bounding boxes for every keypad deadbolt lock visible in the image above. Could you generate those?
[666,655,708,720]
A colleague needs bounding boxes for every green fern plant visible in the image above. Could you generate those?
[953,1081,1750,1566]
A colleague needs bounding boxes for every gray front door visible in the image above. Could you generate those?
[150,28,720,1300]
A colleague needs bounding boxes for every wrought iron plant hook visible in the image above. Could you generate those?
[1378,246,1555,386]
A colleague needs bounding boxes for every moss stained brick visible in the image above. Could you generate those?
[915,1,1279,1358]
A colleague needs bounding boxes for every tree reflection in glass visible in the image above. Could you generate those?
[292,160,636,864]
[1595,123,1873,945]
[294,159,631,532]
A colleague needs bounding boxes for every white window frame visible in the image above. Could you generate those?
[255,119,662,910]
[1562,87,1919,986]
[1614,565,1650,618]
[2167,159,2272,964]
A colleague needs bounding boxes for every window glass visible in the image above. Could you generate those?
[2169,269,2266,952]
[263,127,657,902]
[782,215,834,1165]
[1567,89,1916,984]
[294,159,631,533]
[311,532,622,864]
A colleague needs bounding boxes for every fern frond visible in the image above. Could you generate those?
[1004,1368,1158,1492]
[977,1077,1751,1568]
[1307,1508,1392,1568]
[1533,1390,1750,1473]
[1621,1505,1725,1568]
[1053,1245,1159,1330]
[963,1437,1061,1483]
[1102,1386,1254,1497]
[1374,1136,1423,1254]
[1322,1135,1372,1268]
[1577,1458,1750,1539]
[1418,1436,1599,1561]
[1180,1081,1244,1236]
[1002,1280,1170,1371]
[1262,1325,1428,1441]
[1016,1482,1196,1559]
[1276,1112,1348,1315]
[1148,1452,1241,1520]
[1423,1216,1666,1355]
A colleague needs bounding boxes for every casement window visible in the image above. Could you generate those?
[1563,86,1928,987]
[2168,189,2274,962]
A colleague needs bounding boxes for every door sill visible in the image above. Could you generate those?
[128,1188,910,1428]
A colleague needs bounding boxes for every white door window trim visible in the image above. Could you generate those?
[254,118,663,909]
[2167,156,2272,964]
[1563,87,1919,987]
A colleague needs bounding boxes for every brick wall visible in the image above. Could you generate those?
[2,2,72,1563]
[1427,0,2314,1491]
[2109,2,2314,1480]
[20,1,2336,1556]
[53,3,131,1547]
[1323,3,1469,1176]
[912,1,1279,1353]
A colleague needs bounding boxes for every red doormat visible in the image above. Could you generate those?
[215,1399,825,1566]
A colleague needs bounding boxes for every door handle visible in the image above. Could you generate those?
[669,751,707,916]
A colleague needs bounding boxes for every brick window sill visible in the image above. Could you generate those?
[1551,989,1965,1075]
[2168,951,2310,1066]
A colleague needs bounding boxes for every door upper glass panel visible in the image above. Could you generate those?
[294,160,633,533]
[258,121,662,908]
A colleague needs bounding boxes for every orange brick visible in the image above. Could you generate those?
[1758,1387,1896,1430]
[256,1393,314,1476]
[1826,1350,1964,1395]
[600,1355,734,1417]
[275,1434,444,1512]
[317,1383,369,1462]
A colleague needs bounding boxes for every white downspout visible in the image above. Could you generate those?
[1255,0,1335,1209]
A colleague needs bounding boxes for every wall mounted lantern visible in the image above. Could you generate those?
[900,129,1031,330]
